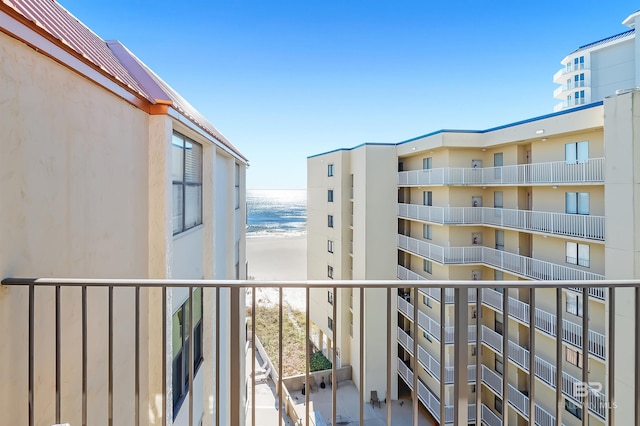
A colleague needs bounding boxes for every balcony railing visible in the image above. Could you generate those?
[553,63,588,81]
[1,277,630,426]
[397,234,604,281]
[398,158,604,186]
[397,203,605,241]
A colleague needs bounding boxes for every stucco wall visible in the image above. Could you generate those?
[0,30,150,426]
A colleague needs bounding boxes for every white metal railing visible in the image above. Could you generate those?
[481,365,503,396]
[396,266,478,304]
[508,383,530,416]
[508,340,529,370]
[481,325,503,354]
[397,158,604,186]
[481,288,606,359]
[398,234,604,281]
[553,62,588,80]
[535,355,606,418]
[397,203,605,241]
[481,403,503,426]
[535,404,558,426]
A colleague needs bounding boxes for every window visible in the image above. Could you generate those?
[423,191,432,206]
[328,164,334,176]
[495,396,503,415]
[234,163,240,210]
[172,132,202,235]
[565,192,589,215]
[423,331,432,342]
[423,259,433,274]
[495,313,504,335]
[328,189,334,202]
[172,291,203,418]
[494,270,504,281]
[327,240,334,253]
[574,73,585,88]
[423,224,432,240]
[328,265,334,279]
[574,90,585,105]
[494,153,503,179]
[566,347,583,368]
[566,292,583,317]
[565,141,588,164]
[494,191,503,208]
[423,157,433,169]
[565,399,583,420]
[471,345,477,356]
[495,356,504,375]
[328,317,333,331]
[328,291,334,305]
[495,230,504,251]
[328,215,334,228]
[574,55,584,70]
[422,295,432,308]
[566,242,590,267]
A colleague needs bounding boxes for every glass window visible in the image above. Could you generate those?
[423,259,433,274]
[328,164,334,176]
[566,192,589,215]
[494,191,503,208]
[327,240,334,253]
[423,331,432,342]
[495,313,503,335]
[328,215,334,228]
[423,157,432,169]
[565,399,583,420]
[495,230,504,251]
[172,133,202,235]
[566,347,583,368]
[566,242,589,267]
[328,317,333,331]
[328,265,334,279]
[328,189,334,202]
[423,191,432,206]
[495,356,504,375]
[328,291,334,305]
[566,292,583,317]
[422,295,432,308]
[423,224,432,240]
[495,396,503,414]
[565,141,588,163]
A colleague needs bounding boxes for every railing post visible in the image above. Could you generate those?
[454,287,469,425]
[412,285,419,426]
[607,286,615,426]
[555,288,563,426]
[582,287,589,426]
[503,288,509,426]
[441,287,446,424]
[387,288,392,426]
[475,288,482,425]
[528,287,536,426]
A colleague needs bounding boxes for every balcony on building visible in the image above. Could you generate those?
[1,276,630,426]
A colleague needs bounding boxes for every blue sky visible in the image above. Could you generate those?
[61,1,634,189]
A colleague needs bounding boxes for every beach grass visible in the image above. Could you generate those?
[248,305,308,377]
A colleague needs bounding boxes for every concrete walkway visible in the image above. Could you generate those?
[289,381,435,426]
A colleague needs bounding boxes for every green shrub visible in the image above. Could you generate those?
[310,351,332,372]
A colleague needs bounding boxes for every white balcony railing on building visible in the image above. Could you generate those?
[397,234,604,282]
[397,203,605,241]
[3,277,629,426]
[553,62,588,81]
[482,403,503,426]
[397,327,475,385]
[397,158,604,186]
[481,288,605,359]
[396,265,478,304]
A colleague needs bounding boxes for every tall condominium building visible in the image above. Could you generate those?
[0,1,248,425]
[553,11,639,111]
[307,92,640,425]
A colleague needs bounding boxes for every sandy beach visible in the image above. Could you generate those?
[246,234,307,311]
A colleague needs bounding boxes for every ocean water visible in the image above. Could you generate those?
[246,189,307,237]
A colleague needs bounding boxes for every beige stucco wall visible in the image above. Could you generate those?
[0,30,150,426]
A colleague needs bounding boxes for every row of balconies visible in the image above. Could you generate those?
[398,268,605,358]
[553,79,589,98]
[397,203,605,241]
[397,234,604,281]
[397,357,558,425]
[399,266,605,302]
[397,158,604,186]
[553,62,588,81]
[397,301,606,419]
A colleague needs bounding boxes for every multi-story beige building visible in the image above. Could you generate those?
[307,92,640,425]
[0,1,248,425]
